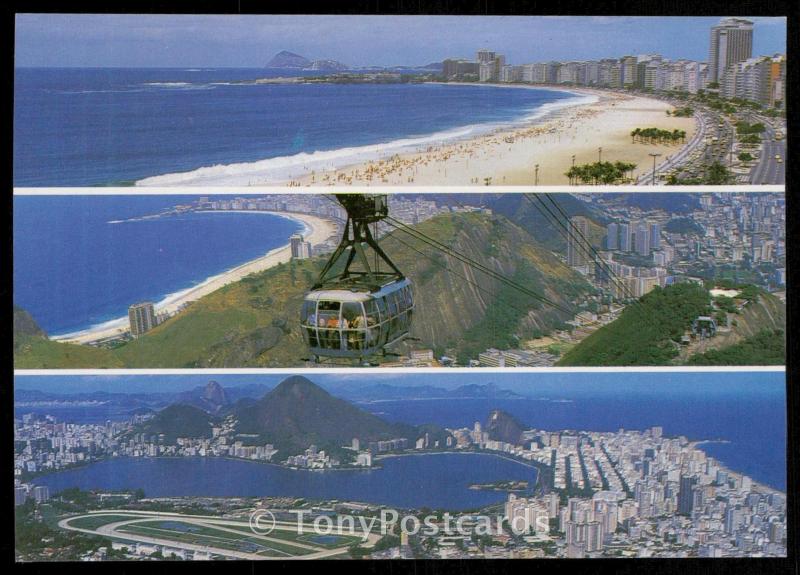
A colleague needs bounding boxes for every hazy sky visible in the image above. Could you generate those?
[15,15,787,68]
[14,371,784,396]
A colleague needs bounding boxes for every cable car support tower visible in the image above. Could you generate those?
[312,194,405,292]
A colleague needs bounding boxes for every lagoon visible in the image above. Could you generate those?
[35,453,538,511]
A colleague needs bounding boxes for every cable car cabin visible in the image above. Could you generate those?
[301,279,414,360]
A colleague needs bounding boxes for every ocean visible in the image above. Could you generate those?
[358,391,786,491]
[22,379,786,503]
[13,195,302,335]
[13,68,588,186]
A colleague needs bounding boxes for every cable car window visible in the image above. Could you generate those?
[366,324,378,348]
[387,292,399,334]
[342,302,363,326]
[364,299,380,327]
[317,301,341,350]
[376,297,388,323]
[301,300,316,326]
[387,293,398,317]
[301,300,319,347]
[318,301,340,322]
[379,321,389,346]
[342,301,366,351]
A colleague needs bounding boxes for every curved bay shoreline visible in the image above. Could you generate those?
[52,211,336,345]
[134,83,696,187]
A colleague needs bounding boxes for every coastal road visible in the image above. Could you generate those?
[636,110,707,184]
[749,122,786,185]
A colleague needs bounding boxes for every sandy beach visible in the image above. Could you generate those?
[287,87,696,187]
[53,211,337,345]
[133,85,697,188]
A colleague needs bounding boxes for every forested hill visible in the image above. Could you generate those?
[488,193,606,252]
[558,283,785,366]
[558,282,713,366]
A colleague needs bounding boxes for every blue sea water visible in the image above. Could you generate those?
[358,390,786,491]
[14,68,581,186]
[14,405,140,424]
[13,195,301,335]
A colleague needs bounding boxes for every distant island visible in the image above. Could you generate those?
[469,479,530,492]
[263,49,443,78]
[266,50,349,72]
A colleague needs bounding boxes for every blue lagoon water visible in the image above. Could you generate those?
[35,453,537,511]
[27,377,786,506]
[13,195,302,335]
[14,68,584,186]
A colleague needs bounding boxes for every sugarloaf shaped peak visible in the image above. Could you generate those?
[266,51,312,69]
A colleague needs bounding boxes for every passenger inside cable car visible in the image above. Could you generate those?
[301,282,413,357]
[342,302,365,351]
[317,300,342,350]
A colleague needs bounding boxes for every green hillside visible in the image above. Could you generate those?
[14,338,125,369]
[558,282,713,366]
[13,306,46,339]
[489,193,606,252]
[14,307,124,368]
[233,375,415,455]
[129,404,219,443]
[14,212,590,368]
[129,376,422,459]
[387,212,590,361]
[687,329,785,365]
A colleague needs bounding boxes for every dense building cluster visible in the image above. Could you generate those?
[450,422,786,558]
[443,19,785,108]
[566,193,786,299]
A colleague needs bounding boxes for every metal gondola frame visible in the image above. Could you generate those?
[312,194,405,292]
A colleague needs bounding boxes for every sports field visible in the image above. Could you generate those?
[59,510,375,560]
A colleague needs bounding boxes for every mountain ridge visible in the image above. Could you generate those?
[231,376,416,453]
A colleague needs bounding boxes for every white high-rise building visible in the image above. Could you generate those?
[128,302,157,338]
[722,57,773,105]
[708,18,754,84]
[290,233,312,259]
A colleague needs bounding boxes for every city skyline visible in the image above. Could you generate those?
[15,15,787,68]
